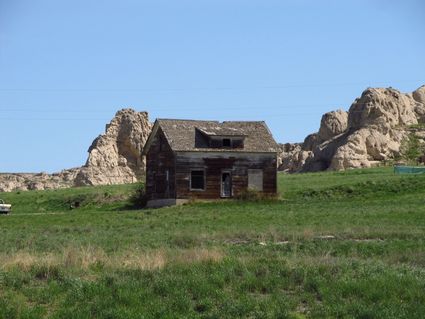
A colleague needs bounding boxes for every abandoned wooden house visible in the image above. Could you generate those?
[142,119,279,207]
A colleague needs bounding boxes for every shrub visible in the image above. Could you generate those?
[129,183,148,208]
[66,194,90,210]
[400,133,425,165]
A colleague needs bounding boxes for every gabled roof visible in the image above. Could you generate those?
[142,119,279,154]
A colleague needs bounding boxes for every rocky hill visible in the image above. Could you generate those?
[278,85,425,172]
[0,109,152,192]
[0,170,80,192]
[75,108,151,186]
[2,85,425,192]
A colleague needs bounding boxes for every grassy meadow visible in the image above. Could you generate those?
[1,167,425,318]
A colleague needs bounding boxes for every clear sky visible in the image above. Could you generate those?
[1,0,424,172]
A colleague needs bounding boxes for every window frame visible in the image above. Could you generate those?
[190,169,206,191]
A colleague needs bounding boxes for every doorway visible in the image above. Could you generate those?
[221,172,232,197]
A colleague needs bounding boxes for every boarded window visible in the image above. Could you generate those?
[190,170,205,190]
[248,169,263,191]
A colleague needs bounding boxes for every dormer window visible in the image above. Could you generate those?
[222,138,231,147]
[195,127,246,149]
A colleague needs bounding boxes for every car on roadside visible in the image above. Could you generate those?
[0,199,12,214]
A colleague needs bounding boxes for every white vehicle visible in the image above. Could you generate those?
[0,199,11,214]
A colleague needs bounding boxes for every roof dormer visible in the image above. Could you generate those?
[196,127,246,149]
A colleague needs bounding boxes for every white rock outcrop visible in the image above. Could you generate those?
[278,143,313,173]
[0,169,79,192]
[278,85,425,172]
[75,109,152,186]
[318,109,348,142]
[0,108,152,192]
[413,85,425,105]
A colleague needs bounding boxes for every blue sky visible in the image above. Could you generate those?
[1,0,424,172]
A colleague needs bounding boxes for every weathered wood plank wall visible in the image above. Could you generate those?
[145,128,176,200]
[175,152,276,199]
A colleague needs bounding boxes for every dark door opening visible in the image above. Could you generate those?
[221,172,232,197]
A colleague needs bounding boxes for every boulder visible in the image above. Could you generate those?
[412,86,425,123]
[348,87,419,130]
[277,143,313,173]
[303,133,319,151]
[328,128,406,170]
[74,166,137,186]
[318,109,348,141]
[413,85,425,105]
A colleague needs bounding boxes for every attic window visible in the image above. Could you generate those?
[222,138,231,147]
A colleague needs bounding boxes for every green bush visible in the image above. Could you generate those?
[129,182,148,208]
[400,133,425,165]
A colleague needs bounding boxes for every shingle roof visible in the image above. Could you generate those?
[196,127,247,137]
[145,119,278,153]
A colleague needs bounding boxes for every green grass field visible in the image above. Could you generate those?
[1,167,425,318]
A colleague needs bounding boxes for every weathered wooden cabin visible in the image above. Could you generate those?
[142,119,279,207]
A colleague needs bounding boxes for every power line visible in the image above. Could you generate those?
[0,101,406,120]
[0,110,403,121]
[0,104,341,112]
[0,80,421,92]
[0,101,403,114]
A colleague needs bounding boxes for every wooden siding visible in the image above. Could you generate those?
[175,152,277,199]
[145,127,176,200]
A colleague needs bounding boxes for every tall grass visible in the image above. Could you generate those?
[1,167,425,318]
[0,247,224,274]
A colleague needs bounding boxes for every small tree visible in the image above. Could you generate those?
[400,133,424,165]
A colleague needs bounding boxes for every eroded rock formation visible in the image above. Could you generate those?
[318,109,348,142]
[278,85,425,172]
[277,143,313,173]
[75,109,152,186]
[0,169,79,192]
[0,109,152,192]
[2,86,425,191]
